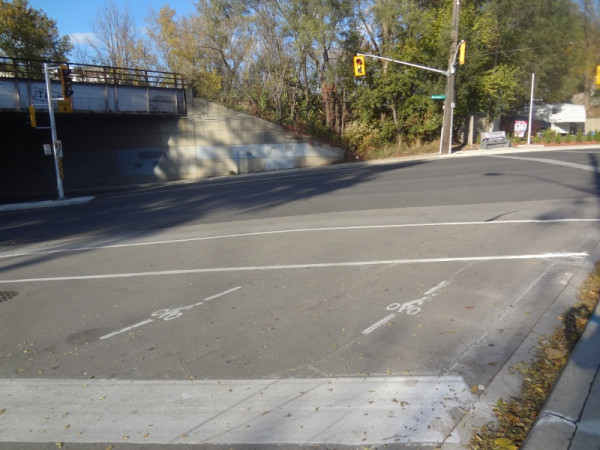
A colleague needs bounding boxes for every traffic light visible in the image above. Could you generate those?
[59,64,73,98]
[596,65,600,87]
[27,105,36,128]
[458,41,466,66]
[353,55,365,77]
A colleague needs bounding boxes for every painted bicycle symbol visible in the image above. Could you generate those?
[386,298,424,315]
[151,305,194,321]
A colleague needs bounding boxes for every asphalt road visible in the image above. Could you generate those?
[1,146,600,448]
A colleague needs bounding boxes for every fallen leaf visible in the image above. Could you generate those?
[494,437,515,447]
[544,348,566,360]
[511,361,529,374]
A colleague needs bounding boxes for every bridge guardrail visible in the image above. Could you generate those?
[0,57,185,90]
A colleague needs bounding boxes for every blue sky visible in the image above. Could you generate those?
[26,0,196,43]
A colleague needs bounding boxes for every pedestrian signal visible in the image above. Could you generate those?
[353,55,365,77]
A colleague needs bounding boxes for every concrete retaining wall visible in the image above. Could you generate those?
[0,94,344,200]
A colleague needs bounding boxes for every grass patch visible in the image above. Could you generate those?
[469,262,600,449]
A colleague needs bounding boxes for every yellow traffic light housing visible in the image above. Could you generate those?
[28,105,36,128]
[596,65,600,87]
[59,64,73,99]
[458,41,466,66]
[353,55,365,77]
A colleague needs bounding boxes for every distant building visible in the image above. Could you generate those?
[527,103,586,135]
[501,102,586,137]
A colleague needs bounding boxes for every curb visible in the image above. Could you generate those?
[522,300,600,448]
[0,196,95,212]
[521,241,600,449]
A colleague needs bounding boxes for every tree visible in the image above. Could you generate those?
[85,0,153,69]
[578,0,600,109]
[141,0,597,153]
[485,0,584,105]
[0,0,72,60]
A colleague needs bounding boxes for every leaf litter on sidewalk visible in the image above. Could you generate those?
[469,262,600,449]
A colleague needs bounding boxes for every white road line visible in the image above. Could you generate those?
[491,154,600,172]
[423,280,450,296]
[1,219,598,258]
[361,313,397,335]
[0,252,588,284]
[98,319,154,340]
[199,286,241,303]
[0,376,473,446]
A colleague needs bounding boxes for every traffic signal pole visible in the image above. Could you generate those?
[44,62,65,200]
[440,0,461,155]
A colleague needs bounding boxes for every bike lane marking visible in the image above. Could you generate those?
[99,286,241,340]
[362,280,451,335]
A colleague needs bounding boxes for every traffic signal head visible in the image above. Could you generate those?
[27,105,36,128]
[596,65,600,87]
[458,41,466,66]
[353,55,365,77]
[59,64,73,98]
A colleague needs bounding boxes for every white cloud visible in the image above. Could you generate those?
[69,32,98,45]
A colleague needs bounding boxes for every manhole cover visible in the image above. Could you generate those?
[0,290,18,302]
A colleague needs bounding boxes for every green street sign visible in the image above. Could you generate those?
[431,94,446,100]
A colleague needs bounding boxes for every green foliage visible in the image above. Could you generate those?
[0,0,72,60]
[23,0,591,158]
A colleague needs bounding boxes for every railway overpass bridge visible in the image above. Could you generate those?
[0,58,342,201]
[0,57,186,115]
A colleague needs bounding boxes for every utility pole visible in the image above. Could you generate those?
[440,0,461,155]
[44,63,65,200]
[527,73,535,145]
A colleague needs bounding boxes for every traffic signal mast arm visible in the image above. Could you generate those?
[357,40,464,77]
[357,53,449,77]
